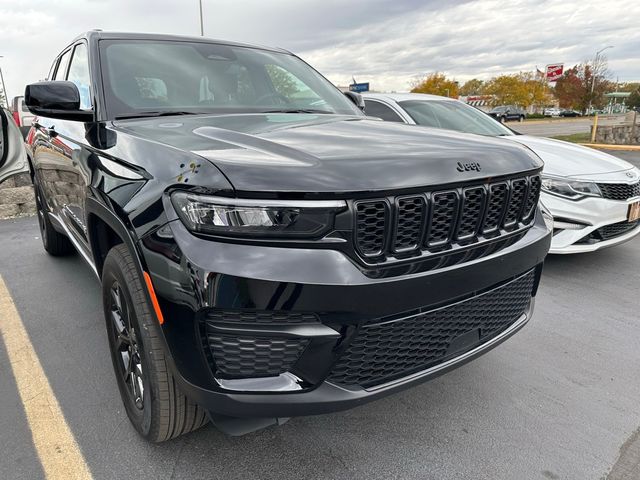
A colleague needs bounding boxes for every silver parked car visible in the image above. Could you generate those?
[362,93,640,254]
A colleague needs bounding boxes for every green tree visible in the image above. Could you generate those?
[410,73,459,97]
[459,78,485,96]
[628,89,640,109]
[265,64,299,98]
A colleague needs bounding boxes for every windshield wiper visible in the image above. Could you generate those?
[262,109,334,115]
[115,111,207,120]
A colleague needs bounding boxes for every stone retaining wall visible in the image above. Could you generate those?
[593,123,640,145]
[0,173,35,219]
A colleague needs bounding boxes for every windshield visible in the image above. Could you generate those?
[399,100,514,137]
[99,40,361,119]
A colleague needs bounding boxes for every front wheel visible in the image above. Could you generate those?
[102,244,208,442]
[500,116,506,124]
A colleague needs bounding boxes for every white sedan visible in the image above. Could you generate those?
[362,93,640,254]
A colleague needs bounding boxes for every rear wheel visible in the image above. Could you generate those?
[102,244,208,442]
[518,115,525,122]
[33,177,74,256]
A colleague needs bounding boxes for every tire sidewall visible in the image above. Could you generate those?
[102,252,154,437]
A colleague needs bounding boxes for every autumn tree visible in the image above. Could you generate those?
[554,67,586,109]
[459,78,485,96]
[553,60,612,112]
[411,73,459,97]
[483,73,547,108]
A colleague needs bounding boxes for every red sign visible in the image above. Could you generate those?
[546,64,564,82]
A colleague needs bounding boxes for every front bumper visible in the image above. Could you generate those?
[138,212,551,418]
[543,192,640,254]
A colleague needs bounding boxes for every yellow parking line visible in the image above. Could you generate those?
[0,275,92,480]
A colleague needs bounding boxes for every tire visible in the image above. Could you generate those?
[33,177,74,256]
[102,244,208,442]
[518,115,524,122]
[500,116,506,124]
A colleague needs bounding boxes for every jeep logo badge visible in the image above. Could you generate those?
[457,161,482,172]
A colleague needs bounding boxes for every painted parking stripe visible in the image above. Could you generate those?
[0,275,92,480]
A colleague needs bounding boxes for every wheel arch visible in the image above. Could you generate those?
[85,197,147,279]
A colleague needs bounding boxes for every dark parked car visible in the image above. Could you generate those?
[19,31,551,442]
[488,105,526,123]
[559,109,582,117]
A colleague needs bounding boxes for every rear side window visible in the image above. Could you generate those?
[364,100,404,122]
[67,43,92,109]
[53,50,72,81]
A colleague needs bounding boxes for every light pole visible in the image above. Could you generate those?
[0,55,8,108]
[588,45,614,113]
[199,0,204,36]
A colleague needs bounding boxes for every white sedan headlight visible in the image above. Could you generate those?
[541,176,602,200]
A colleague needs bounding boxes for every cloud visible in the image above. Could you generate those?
[0,0,638,100]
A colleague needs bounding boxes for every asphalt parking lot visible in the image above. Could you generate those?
[1,151,639,480]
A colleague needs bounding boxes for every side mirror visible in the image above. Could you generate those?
[25,81,94,122]
[344,91,365,111]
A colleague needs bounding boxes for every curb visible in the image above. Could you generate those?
[580,143,640,152]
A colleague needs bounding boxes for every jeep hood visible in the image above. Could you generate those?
[115,114,542,194]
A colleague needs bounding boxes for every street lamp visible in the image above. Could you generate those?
[198,0,204,36]
[588,45,614,113]
[0,55,8,109]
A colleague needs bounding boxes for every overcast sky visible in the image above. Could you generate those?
[0,0,638,99]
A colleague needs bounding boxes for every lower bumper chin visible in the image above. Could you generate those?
[550,222,640,254]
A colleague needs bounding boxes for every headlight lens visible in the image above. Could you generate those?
[171,192,346,238]
[541,176,601,200]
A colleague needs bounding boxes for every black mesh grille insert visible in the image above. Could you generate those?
[204,310,318,324]
[483,183,508,233]
[504,179,527,226]
[427,191,458,245]
[584,220,640,242]
[393,196,426,252]
[328,270,535,388]
[207,334,309,378]
[457,187,485,238]
[355,201,388,256]
[597,182,640,201]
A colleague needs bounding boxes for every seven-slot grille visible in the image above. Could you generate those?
[597,182,640,201]
[354,174,541,260]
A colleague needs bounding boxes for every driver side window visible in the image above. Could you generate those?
[66,43,92,110]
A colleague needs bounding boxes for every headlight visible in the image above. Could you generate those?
[171,192,346,238]
[541,176,601,200]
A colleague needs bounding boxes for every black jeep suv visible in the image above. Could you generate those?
[24,31,551,441]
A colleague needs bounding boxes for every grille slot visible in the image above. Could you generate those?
[597,182,640,201]
[393,196,426,252]
[353,174,541,264]
[457,187,485,239]
[427,191,458,246]
[328,270,536,388]
[503,179,527,227]
[483,183,508,233]
[523,175,542,221]
[355,201,388,256]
